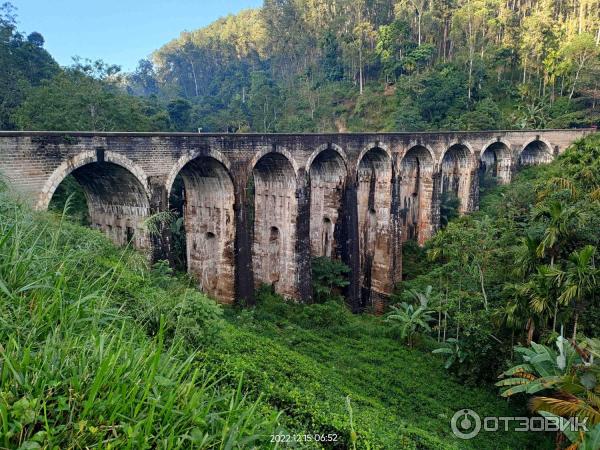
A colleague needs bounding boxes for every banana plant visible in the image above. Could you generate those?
[539,412,600,450]
[498,336,600,447]
[385,286,435,347]
[432,338,467,369]
[496,335,581,397]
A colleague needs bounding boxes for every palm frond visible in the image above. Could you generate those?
[530,395,600,425]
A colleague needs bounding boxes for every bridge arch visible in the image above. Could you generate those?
[399,144,435,244]
[519,138,554,166]
[166,149,233,198]
[440,143,475,215]
[480,139,513,185]
[355,143,392,175]
[249,146,299,180]
[168,151,236,303]
[251,150,299,298]
[357,145,393,307]
[305,143,348,174]
[39,150,150,210]
[41,150,152,251]
[307,144,347,259]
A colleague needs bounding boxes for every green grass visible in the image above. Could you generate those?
[0,183,552,449]
[205,290,552,449]
[0,190,279,449]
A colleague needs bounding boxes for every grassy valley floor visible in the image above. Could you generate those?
[206,294,551,449]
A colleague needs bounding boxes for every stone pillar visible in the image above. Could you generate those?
[233,173,255,306]
[497,155,512,185]
[357,148,393,311]
[148,179,169,263]
[457,166,474,215]
[427,171,442,241]
[468,167,480,213]
[296,171,313,303]
[341,177,361,313]
[466,166,479,213]
[390,157,403,288]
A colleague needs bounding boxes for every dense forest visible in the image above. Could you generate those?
[1,0,600,448]
[2,1,600,133]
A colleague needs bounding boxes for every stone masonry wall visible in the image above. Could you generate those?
[0,128,594,308]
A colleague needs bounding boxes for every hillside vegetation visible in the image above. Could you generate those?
[0,180,549,449]
[143,0,600,132]
[2,1,599,133]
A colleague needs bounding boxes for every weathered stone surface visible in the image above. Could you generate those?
[0,129,593,308]
[175,156,235,303]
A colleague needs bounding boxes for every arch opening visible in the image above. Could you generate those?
[399,145,434,244]
[357,147,392,307]
[48,161,151,251]
[252,152,298,298]
[519,140,553,167]
[440,144,473,220]
[309,148,346,260]
[480,142,512,187]
[169,156,236,303]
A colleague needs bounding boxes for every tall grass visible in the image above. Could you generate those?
[0,188,279,449]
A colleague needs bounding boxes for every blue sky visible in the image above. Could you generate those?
[13,0,263,71]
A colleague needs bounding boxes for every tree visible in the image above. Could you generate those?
[376,20,410,81]
[394,0,427,46]
[385,286,435,346]
[557,33,600,100]
[0,3,58,129]
[549,245,598,339]
[13,68,155,131]
[311,257,350,303]
[497,336,600,447]
[247,70,280,132]
[128,59,159,96]
[26,31,44,47]
[320,30,344,81]
[167,98,192,131]
[432,338,467,369]
[532,200,582,331]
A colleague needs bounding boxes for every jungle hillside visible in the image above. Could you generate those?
[2,0,599,133]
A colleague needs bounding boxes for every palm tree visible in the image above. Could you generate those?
[504,266,555,345]
[533,200,581,331]
[549,245,598,340]
[533,200,580,263]
[385,286,435,347]
[514,234,541,279]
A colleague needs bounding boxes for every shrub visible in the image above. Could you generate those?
[311,256,350,303]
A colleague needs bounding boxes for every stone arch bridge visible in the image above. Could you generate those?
[0,129,593,310]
